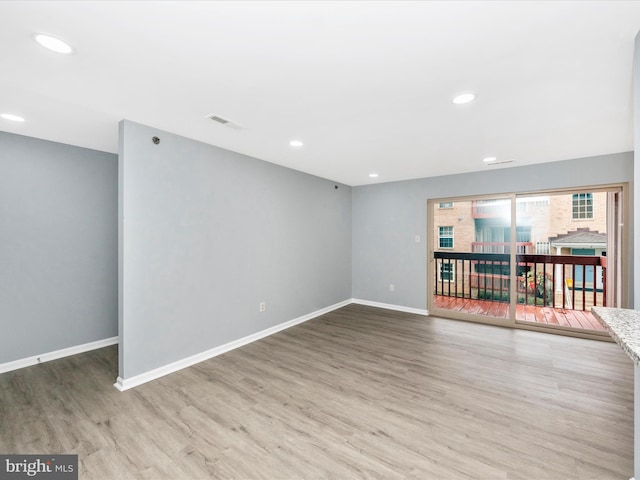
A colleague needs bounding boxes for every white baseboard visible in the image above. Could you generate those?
[351,298,428,316]
[114,299,352,391]
[0,336,119,374]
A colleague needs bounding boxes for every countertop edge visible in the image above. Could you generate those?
[592,306,640,366]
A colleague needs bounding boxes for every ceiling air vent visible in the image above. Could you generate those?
[210,115,229,124]
[487,160,514,166]
[207,114,245,130]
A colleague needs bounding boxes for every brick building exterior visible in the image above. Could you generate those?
[433,192,607,255]
[433,191,608,302]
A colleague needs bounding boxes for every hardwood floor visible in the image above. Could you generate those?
[0,304,633,479]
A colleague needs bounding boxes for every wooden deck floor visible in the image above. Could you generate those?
[433,295,606,332]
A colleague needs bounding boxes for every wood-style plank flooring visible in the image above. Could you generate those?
[434,295,607,332]
[0,304,632,479]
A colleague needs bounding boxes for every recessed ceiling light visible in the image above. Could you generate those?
[33,33,75,54]
[289,140,304,147]
[0,113,25,122]
[452,93,475,105]
[483,157,497,163]
[369,172,379,178]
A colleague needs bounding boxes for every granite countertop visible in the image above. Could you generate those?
[592,306,640,366]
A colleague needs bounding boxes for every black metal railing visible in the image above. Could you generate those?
[434,252,606,311]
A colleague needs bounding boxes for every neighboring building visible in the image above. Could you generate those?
[433,192,608,297]
[434,192,607,256]
[434,201,475,253]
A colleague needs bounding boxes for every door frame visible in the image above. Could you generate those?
[427,183,628,340]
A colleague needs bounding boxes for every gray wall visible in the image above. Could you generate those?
[0,131,118,363]
[635,31,640,310]
[119,120,352,379]
[352,152,634,310]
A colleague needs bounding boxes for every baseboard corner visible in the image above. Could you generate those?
[114,377,127,391]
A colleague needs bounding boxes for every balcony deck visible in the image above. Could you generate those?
[433,295,606,332]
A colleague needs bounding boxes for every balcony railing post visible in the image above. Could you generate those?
[562,265,567,308]
[543,262,547,306]
[581,265,586,311]
[602,264,607,307]
[572,264,576,310]
[551,262,556,308]
[462,260,466,299]
[492,263,496,298]
[454,259,458,298]
[534,262,538,307]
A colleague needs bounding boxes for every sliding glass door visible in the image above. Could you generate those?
[429,187,623,336]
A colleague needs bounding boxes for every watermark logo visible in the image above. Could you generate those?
[0,455,77,480]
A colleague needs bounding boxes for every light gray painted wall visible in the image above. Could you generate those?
[352,152,634,310]
[0,131,118,363]
[633,30,639,480]
[119,120,352,379]
[635,31,640,310]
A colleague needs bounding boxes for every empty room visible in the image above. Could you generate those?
[2,1,640,479]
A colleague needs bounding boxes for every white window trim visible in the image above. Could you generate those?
[438,226,454,249]
[572,193,594,220]
[438,262,457,282]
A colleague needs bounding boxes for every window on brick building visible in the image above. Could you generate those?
[439,262,455,281]
[572,193,593,219]
[438,226,454,248]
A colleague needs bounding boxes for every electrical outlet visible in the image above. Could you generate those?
[259,302,266,312]
[389,284,395,292]
[415,235,421,243]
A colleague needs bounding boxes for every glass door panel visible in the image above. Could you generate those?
[431,196,512,322]
[514,192,609,333]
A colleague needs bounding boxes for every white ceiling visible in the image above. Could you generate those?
[1,1,639,186]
